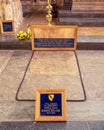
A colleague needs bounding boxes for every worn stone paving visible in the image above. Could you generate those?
[77,51,104,101]
[0,121,104,130]
[0,50,33,101]
[0,121,89,130]
[18,51,84,101]
[0,51,14,74]
[0,50,104,123]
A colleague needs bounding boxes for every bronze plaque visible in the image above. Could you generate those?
[31,25,78,51]
[35,89,67,121]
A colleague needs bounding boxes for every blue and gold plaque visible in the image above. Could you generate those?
[40,94,62,116]
[35,89,66,121]
[34,38,74,48]
[1,20,14,34]
[31,25,78,51]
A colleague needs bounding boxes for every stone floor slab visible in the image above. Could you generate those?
[88,121,104,130]
[0,50,14,74]
[0,101,34,122]
[0,121,89,130]
[0,50,104,122]
[0,101,104,122]
[18,51,84,100]
[0,50,33,101]
[67,101,104,121]
[76,51,104,101]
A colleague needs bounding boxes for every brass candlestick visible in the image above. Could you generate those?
[46,0,52,26]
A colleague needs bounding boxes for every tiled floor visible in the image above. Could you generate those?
[0,50,104,122]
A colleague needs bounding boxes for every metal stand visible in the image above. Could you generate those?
[46,0,53,26]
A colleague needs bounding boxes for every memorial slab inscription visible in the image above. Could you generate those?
[1,20,14,34]
[35,89,66,121]
[31,25,78,51]
[34,38,74,48]
[40,94,62,116]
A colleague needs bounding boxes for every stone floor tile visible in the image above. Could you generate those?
[0,101,104,122]
[0,50,33,101]
[35,121,88,130]
[0,101,34,122]
[0,50,14,74]
[0,121,88,130]
[18,51,84,101]
[0,122,36,130]
[67,101,104,121]
[76,50,104,101]
[88,121,104,130]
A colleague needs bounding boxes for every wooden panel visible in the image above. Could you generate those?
[33,28,75,38]
[31,25,78,51]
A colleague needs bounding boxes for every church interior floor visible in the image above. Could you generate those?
[0,13,104,128]
[17,12,104,36]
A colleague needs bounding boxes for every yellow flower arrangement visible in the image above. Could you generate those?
[16,30,30,40]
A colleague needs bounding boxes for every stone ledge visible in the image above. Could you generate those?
[0,35,104,50]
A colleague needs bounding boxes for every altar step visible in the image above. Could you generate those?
[59,17,104,26]
[0,35,104,50]
[58,10,104,26]
[72,1,104,11]
[58,10,104,18]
